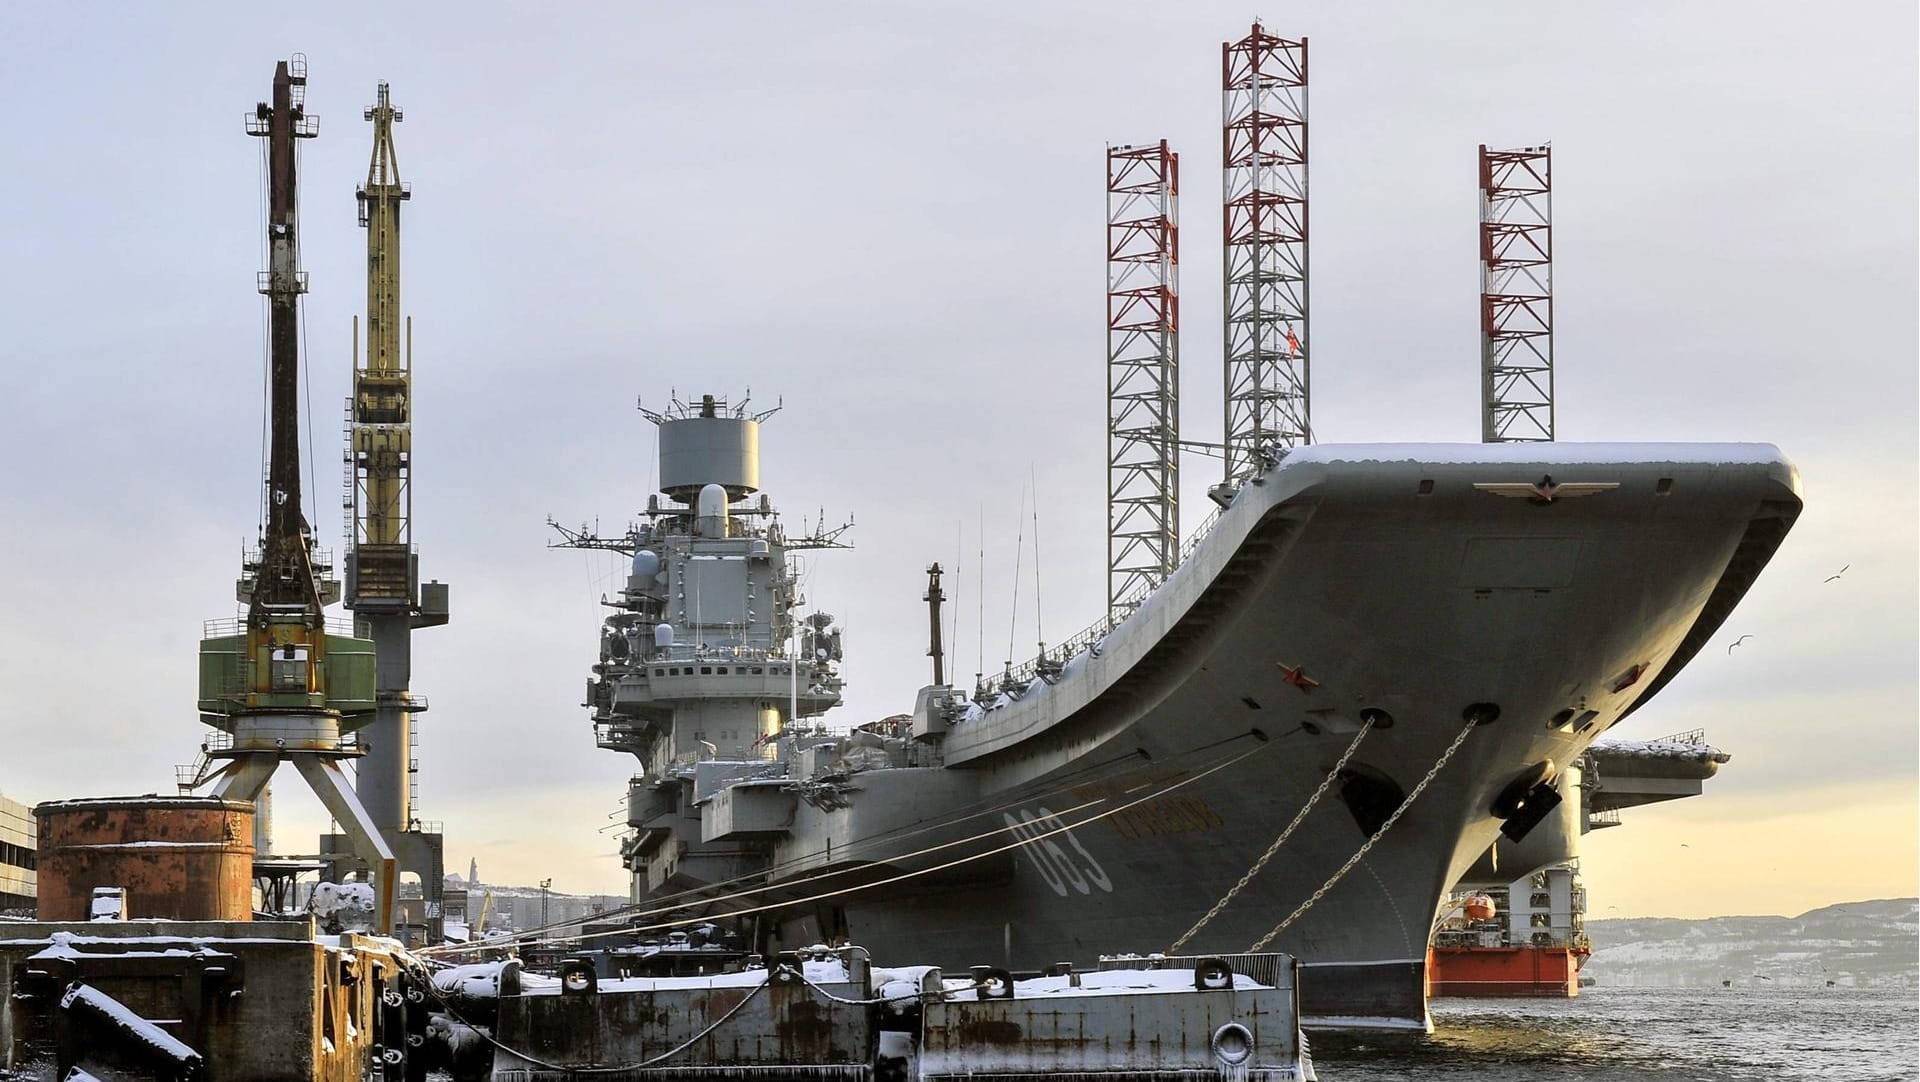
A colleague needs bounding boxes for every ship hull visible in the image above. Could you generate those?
[760,443,1800,1029]
[1427,945,1585,997]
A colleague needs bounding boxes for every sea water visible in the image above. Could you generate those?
[1314,986,1918,1081]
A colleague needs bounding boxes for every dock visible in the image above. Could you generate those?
[1,929,1315,1082]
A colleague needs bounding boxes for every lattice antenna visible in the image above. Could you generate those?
[1222,23,1309,482]
[1480,143,1553,441]
[1107,141,1181,617]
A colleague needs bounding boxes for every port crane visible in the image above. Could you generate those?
[194,56,398,933]
[337,80,451,946]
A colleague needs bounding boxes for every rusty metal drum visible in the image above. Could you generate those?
[34,796,255,921]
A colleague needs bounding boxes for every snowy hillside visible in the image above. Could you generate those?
[1584,898,1918,988]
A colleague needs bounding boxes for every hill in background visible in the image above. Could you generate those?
[1585,898,1917,989]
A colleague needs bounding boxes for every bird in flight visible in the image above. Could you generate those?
[1825,564,1850,583]
[1727,635,1753,655]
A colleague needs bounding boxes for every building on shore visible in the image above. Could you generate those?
[1,790,37,915]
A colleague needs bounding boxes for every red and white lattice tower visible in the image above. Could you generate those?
[1479,143,1553,441]
[1107,141,1180,617]
[1222,22,1309,482]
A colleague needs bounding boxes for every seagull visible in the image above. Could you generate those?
[1680,843,1690,848]
[1727,635,1753,655]
[1824,564,1850,583]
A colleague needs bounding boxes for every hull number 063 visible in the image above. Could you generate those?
[1003,806,1114,897]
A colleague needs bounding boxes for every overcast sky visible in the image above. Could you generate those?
[0,2,1913,916]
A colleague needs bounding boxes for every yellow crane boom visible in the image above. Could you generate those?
[351,82,412,573]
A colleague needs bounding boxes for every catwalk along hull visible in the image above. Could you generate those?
[761,443,1799,1029]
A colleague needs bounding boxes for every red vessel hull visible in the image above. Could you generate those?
[1426,945,1586,997]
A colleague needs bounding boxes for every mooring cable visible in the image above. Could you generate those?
[461,739,1266,953]
[455,738,1272,954]
[420,730,1261,956]
[422,737,1197,953]
[1245,716,1479,952]
[1167,715,1375,954]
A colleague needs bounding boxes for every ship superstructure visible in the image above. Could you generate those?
[552,393,850,897]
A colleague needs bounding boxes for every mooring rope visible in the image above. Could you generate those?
[1245,716,1479,952]
[418,732,1260,958]
[443,739,1273,955]
[1166,716,1376,954]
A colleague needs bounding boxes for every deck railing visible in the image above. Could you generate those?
[990,505,1227,693]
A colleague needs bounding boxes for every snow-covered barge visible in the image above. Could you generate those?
[447,947,1315,1081]
[0,920,423,1082]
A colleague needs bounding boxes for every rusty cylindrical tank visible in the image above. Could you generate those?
[35,796,255,921]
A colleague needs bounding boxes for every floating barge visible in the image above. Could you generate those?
[3,931,1314,1081]
[470,948,1317,1082]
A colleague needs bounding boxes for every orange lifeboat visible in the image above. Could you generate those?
[1462,893,1497,922]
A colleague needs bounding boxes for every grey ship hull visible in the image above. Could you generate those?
[751,443,1800,1028]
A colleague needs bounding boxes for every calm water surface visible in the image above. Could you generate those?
[1313,987,1918,1081]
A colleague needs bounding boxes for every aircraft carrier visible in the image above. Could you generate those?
[557,396,1801,1030]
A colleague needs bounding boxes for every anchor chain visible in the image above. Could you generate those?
[1167,717,1377,954]
[1247,715,1480,952]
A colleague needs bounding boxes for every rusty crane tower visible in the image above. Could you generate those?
[194,56,399,933]
[338,81,451,944]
